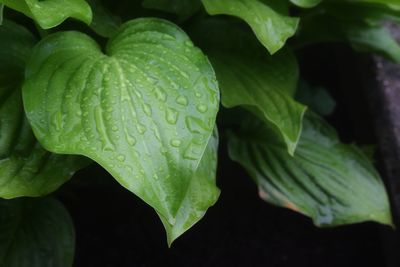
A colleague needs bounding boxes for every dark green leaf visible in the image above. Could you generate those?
[190,19,305,155]
[87,0,121,38]
[0,4,4,25]
[142,0,202,18]
[201,0,299,54]
[0,20,89,198]
[296,81,336,116]
[0,0,92,29]
[0,197,75,267]
[228,112,392,226]
[23,18,220,243]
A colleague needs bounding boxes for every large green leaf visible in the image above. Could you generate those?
[228,112,392,226]
[0,20,89,199]
[202,0,299,54]
[0,197,75,267]
[23,18,220,243]
[0,0,92,29]
[142,0,202,18]
[190,19,306,155]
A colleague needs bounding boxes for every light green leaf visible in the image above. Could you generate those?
[290,0,321,8]
[143,0,202,18]
[0,197,75,267]
[160,127,220,246]
[87,0,121,38]
[228,112,392,226]
[0,0,92,29]
[23,18,220,243]
[202,0,299,54]
[0,20,89,199]
[190,19,305,155]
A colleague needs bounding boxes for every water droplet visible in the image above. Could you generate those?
[170,139,182,147]
[155,87,167,102]
[195,92,202,98]
[126,134,136,146]
[184,40,194,47]
[196,104,208,113]
[153,174,159,180]
[111,126,119,131]
[136,123,147,134]
[185,116,209,133]
[117,155,125,162]
[166,108,179,124]
[143,103,152,116]
[183,142,203,160]
[76,110,82,116]
[175,95,188,106]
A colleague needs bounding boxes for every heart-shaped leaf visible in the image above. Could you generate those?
[201,0,299,54]
[23,18,220,243]
[0,20,89,199]
[0,0,92,29]
[228,112,392,226]
[0,197,75,267]
[190,19,306,155]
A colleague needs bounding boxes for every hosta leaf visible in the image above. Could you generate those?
[0,197,75,267]
[160,128,220,246]
[142,0,202,18]
[297,3,400,62]
[23,18,220,243]
[0,0,92,29]
[296,81,336,116]
[0,20,89,198]
[228,112,392,226]
[87,0,121,38]
[191,19,306,155]
[290,0,321,8]
[201,0,299,54]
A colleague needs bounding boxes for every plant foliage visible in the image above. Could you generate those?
[0,0,398,264]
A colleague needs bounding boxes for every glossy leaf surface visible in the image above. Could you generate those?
[191,19,305,154]
[23,18,220,243]
[0,0,92,29]
[0,197,75,267]
[228,112,392,226]
[202,0,299,54]
[0,21,88,198]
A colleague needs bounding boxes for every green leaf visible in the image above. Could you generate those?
[290,0,321,8]
[87,0,121,38]
[23,18,220,243]
[190,19,306,155]
[297,3,400,62]
[296,81,336,116]
[0,197,75,267]
[228,112,392,226]
[142,0,202,18]
[0,20,89,198]
[160,127,220,246]
[201,0,299,54]
[0,0,92,29]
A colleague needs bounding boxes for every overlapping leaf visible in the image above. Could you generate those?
[228,112,392,226]
[0,20,88,199]
[190,19,306,154]
[290,0,321,8]
[202,0,299,54]
[23,18,220,243]
[0,0,92,29]
[0,197,75,267]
